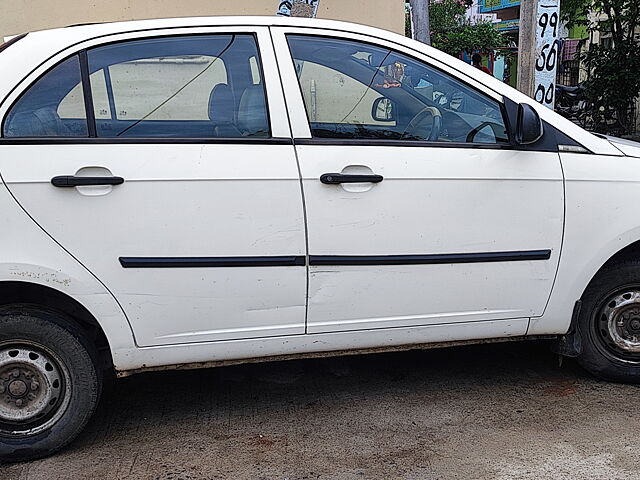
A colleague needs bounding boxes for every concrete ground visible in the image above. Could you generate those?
[3,340,640,480]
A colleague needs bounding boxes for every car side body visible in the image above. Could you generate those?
[1,15,640,461]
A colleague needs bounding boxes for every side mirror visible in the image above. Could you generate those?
[516,103,543,144]
[372,97,396,122]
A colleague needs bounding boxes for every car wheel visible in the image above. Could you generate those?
[0,306,101,462]
[577,260,640,382]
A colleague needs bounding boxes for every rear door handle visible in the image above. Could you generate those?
[51,176,125,187]
[320,173,383,185]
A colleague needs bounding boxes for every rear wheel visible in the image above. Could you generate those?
[0,307,101,462]
[577,261,640,382]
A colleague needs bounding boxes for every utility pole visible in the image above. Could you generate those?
[517,0,561,108]
[277,0,320,18]
[409,0,431,45]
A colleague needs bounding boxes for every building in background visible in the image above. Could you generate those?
[0,0,405,40]
[474,0,520,87]
[467,0,588,89]
[475,0,520,45]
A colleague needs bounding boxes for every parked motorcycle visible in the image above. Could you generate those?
[555,84,586,123]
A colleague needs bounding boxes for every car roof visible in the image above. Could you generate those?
[54,16,392,40]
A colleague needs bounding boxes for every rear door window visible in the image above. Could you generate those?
[3,34,270,139]
[87,34,270,138]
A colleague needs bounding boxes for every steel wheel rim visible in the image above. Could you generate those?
[593,286,640,362]
[0,341,71,437]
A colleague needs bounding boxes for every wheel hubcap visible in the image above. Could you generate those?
[598,290,640,355]
[8,379,28,397]
[0,343,70,436]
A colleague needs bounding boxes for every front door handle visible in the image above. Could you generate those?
[51,176,125,187]
[320,173,383,185]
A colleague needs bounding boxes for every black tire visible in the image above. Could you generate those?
[577,260,640,383]
[0,306,102,462]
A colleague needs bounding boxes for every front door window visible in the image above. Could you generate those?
[287,35,509,144]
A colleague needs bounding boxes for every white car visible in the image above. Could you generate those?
[1,16,639,461]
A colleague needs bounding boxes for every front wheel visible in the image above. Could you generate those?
[577,260,640,382]
[0,307,101,462]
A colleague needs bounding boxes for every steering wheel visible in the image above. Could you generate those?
[401,106,442,141]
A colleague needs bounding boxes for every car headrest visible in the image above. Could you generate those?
[208,83,235,123]
[237,85,269,136]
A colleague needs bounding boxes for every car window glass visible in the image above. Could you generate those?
[57,70,110,119]
[287,35,508,144]
[295,60,394,130]
[88,70,112,120]
[57,82,85,119]
[249,56,261,85]
[3,55,88,137]
[87,34,269,138]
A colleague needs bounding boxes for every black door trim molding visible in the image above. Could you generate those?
[119,256,306,268]
[308,250,552,266]
[119,250,551,268]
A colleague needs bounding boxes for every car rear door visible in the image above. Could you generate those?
[272,28,564,335]
[0,27,307,346]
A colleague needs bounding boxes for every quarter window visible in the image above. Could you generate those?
[3,55,88,137]
[287,35,509,144]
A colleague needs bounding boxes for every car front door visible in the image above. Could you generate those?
[273,29,564,334]
[0,27,307,346]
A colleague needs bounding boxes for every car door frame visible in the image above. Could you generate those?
[0,25,308,346]
[270,26,565,336]
[270,26,508,140]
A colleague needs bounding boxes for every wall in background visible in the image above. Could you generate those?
[0,0,405,40]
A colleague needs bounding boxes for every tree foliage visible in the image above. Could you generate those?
[429,0,507,57]
[562,0,640,134]
[560,0,592,30]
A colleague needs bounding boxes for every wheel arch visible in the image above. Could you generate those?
[0,280,114,373]
[588,239,640,281]
[532,229,640,337]
[555,243,640,377]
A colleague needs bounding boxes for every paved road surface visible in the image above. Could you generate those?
[3,341,640,479]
